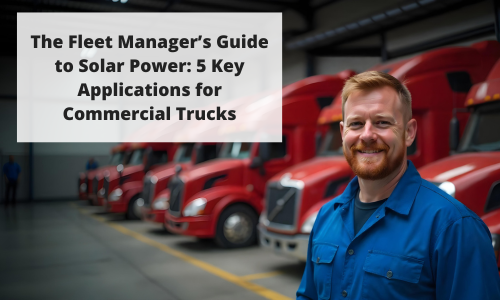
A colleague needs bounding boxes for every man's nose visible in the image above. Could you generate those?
[359,122,377,143]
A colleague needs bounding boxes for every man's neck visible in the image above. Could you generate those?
[358,161,407,203]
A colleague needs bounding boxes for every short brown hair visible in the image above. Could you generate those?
[341,71,412,122]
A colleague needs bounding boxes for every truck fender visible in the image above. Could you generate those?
[121,181,143,205]
[210,189,262,233]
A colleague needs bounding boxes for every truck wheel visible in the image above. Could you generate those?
[215,204,257,248]
[126,195,143,220]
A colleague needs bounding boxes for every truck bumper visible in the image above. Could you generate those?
[142,207,165,224]
[258,224,310,261]
[105,199,127,213]
[165,214,214,238]
[88,193,98,206]
[97,196,106,206]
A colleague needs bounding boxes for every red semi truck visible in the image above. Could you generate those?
[164,72,354,247]
[258,40,500,261]
[81,144,128,204]
[413,58,500,271]
[141,143,220,225]
[101,143,178,219]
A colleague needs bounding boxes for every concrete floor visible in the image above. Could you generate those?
[0,201,305,300]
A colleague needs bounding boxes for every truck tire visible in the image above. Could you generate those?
[215,204,258,248]
[126,195,143,220]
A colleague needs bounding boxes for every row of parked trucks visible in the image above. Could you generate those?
[79,40,500,272]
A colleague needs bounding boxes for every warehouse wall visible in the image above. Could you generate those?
[0,111,115,201]
[1,54,117,201]
[32,143,115,200]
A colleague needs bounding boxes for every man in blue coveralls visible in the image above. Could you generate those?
[3,155,21,206]
[86,157,98,171]
[297,71,500,299]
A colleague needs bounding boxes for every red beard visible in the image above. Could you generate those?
[343,135,405,180]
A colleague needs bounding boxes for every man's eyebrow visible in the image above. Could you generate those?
[374,114,396,122]
[345,115,362,123]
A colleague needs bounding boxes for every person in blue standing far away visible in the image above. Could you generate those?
[296,71,500,300]
[3,155,21,206]
[86,157,98,171]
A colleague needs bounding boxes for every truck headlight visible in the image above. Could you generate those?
[492,234,500,262]
[153,197,169,210]
[109,188,123,202]
[183,198,207,217]
[301,212,318,234]
[437,181,456,197]
[259,210,269,226]
[80,183,87,192]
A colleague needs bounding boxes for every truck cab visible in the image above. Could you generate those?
[258,40,500,261]
[416,58,500,272]
[164,72,354,248]
[141,143,220,225]
[81,143,127,205]
[101,143,177,219]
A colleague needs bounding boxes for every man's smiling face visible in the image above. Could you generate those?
[340,86,411,180]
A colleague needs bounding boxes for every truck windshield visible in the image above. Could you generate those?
[318,122,343,156]
[219,143,252,159]
[458,101,500,152]
[174,143,195,163]
[128,149,145,165]
[108,151,124,165]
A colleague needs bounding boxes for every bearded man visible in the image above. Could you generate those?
[296,71,500,300]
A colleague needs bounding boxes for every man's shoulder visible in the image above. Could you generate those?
[415,179,479,221]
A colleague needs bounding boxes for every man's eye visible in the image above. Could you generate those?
[349,122,362,127]
[377,121,390,125]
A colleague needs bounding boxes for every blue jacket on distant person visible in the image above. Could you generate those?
[3,161,21,181]
[86,160,98,171]
[297,161,500,300]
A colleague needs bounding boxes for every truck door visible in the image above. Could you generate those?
[248,130,293,198]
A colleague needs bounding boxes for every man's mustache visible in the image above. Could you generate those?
[349,142,389,153]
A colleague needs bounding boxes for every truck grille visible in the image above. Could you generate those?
[266,186,298,226]
[142,177,156,208]
[92,177,98,195]
[103,177,109,199]
[168,178,184,215]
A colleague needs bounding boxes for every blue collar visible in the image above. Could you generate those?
[332,161,422,216]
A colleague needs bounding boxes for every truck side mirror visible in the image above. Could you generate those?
[249,157,266,175]
[195,144,204,164]
[315,132,322,155]
[143,147,154,173]
[449,116,460,153]
[250,157,262,169]
[258,143,271,162]
[250,143,270,175]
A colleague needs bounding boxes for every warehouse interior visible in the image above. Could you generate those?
[1,0,500,299]
[0,0,497,201]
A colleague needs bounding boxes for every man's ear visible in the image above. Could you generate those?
[340,121,345,141]
[405,118,417,147]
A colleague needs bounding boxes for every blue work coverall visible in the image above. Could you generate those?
[297,161,500,300]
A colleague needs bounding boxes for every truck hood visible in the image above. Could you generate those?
[271,156,351,185]
[419,152,500,182]
[107,164,143,181]
[181,158,245,183]
[148,162,190,180]
[88,165,118,180]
